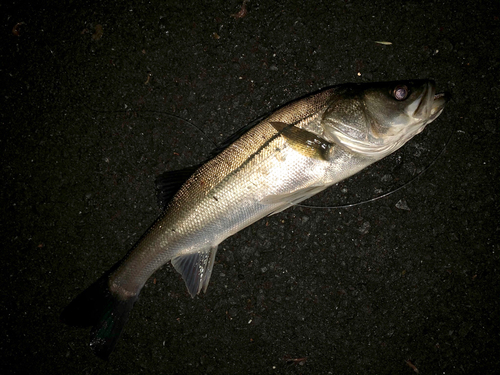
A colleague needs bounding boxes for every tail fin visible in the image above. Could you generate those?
[61,271,138,360]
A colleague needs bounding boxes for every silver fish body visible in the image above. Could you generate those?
[61,80,447,359]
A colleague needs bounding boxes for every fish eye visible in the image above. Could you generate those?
[393,85,409,101]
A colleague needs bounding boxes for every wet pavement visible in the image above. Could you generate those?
[2,1,499,374]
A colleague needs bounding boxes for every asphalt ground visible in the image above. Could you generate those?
[2,1,499,374]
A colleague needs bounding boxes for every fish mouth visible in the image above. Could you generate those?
[429,92,448,121]
[412,82,448,122]
[412,81,434,119]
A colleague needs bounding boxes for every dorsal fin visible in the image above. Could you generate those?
[154,166,199,210]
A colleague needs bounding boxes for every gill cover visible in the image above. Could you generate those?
[322,80,439,157]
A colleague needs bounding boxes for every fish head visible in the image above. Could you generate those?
[322,80,448,158]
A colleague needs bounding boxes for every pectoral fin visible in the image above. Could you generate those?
[171,246,218,297]
[261,185,329,215]
[270,122,333,160]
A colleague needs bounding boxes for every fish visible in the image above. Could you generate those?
[61,80,448,359]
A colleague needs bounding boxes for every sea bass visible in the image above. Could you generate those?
[61,80,447,359]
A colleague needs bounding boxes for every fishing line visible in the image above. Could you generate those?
[86,105,454,210]
[84,105,219,148]
[296,117,455,209]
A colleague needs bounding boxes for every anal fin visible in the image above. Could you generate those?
[171,246,218,298]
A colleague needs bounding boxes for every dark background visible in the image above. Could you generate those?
[2,1,499,374]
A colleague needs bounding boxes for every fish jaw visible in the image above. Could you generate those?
[429,92,448,121]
